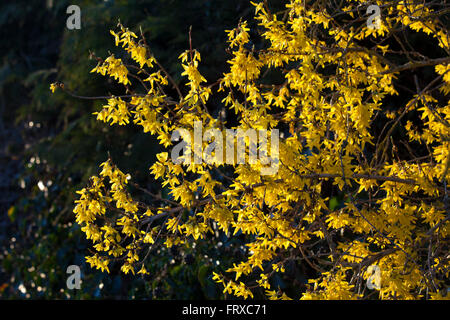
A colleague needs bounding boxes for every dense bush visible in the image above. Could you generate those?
[68,0,450,299]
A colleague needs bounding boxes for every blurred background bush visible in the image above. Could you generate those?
[0,0,268,299]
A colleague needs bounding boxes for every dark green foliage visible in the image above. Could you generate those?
[0,0,263,299]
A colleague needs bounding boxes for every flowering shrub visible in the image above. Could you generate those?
[56,1,450,299]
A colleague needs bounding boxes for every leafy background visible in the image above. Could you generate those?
[0,0,270,299]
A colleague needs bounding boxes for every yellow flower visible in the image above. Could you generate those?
[50,83,58,93]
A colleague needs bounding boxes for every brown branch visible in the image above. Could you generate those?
[380,57,450,75]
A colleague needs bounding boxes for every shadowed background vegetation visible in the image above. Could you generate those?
[0,0,270,299]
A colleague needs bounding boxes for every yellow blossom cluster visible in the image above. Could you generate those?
[73,160,156,276]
